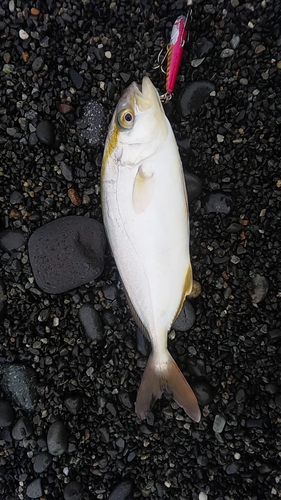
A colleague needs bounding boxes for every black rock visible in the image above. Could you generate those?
[103,284,118,300]
[9,190,23,205]
[60,161,73,181]
[268,329,281,343]
[28,216,106,294]
[32,56,44,72]
[186,357,206,378]
[63,480,83,500]
[78,303,103,341]
[136,328,150,356]
[225,462,239,475]
[64,394,83,415]
[195,37,214,58]
[69,69,84,89]
[0,229,25,252]
[203,192,233,214]
[0,400,16,427]
[33,452,53,473]
[192,380,214,405]
[12,416,33,440]
[0,278,6,320]
[120,72,131,83]
[184,172,203,203]
[26,479,43,499]
[179,81,215,116]
[36,120,55,146]
[47,421,68,456]
[173,300,195,332]
[109,480,133,500]
[0,364,38,411]
[76,101,107,146]
[28,132,38,146]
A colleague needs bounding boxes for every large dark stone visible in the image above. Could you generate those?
[0,364,38,411]
[28,216,106,294]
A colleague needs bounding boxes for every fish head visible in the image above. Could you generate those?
[103,76,168,168]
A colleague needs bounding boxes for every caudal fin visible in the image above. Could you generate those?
[135,352,201,422]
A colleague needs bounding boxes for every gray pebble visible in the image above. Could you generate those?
[0,400,16,427]
[28,216,106,294]
[47,421,68,456]
[213,414,226,433]
[63,481,83,500]
[251,275,269,304]
[64,394,83,415]
[192,380,214,405]
[0,364,38,411]
[109,480,133,500]
[26,479,43,499]
[33,452,53,473]
[32,56,44,72]
[0,229,25,252]
[12,416,33,440]
[173,300,195,332]
[78,303,103,341]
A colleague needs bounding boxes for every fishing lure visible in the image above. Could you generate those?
[158,1,192,102]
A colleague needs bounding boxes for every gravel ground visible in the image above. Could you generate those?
[1,0,281,499]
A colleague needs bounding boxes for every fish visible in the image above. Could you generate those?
[101,76,201,423]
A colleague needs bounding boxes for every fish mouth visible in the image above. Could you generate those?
[133,76,163,112]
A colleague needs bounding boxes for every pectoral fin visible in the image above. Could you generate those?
[132,165,155,214]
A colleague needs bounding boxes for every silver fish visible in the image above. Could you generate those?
[101,76,200,422]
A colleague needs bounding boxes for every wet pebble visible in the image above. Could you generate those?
[64,394,83,415]
[179,81,215,117]
[12,416,33,440]
[26,479,43,499]
[76,101,107,146]
[47,421,68,456]
[109,480,133,500]
[172,300,195,332]
[32,56,44,72]
[28,216,106,294]
[0,400,16,427]
[192,380,214,405]
[213,414,226,433]
[0,364,38,411]
[203,192,233,214]
[69,69,84,89]
[78,303,103,341]
[36,120,55,146]
[33,452,53,473]
[0,229,25,252]
[63,481,83,500]
[250,275,269,304]
[184,172,202,203]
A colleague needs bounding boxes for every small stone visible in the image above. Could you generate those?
[26,479,42,499]
[36,120,55,146]
[63,481,83,500]
[3,63,15,74]
[203,192,233,214]
[64,394,83,415]
[195,37,213,58]
[0,364,38,411]
[277,61,281,70]
[0,400,16,427]
[226,462,239,475]
[231,0,239,7]
[179,81,215,117]
[192,380,214,405]
[69,69,84,90]
[10,190,23,205]
[32,56,44,72]
[103,284,118,300]
[47,421,68,456]
[68,188,82,206]
[12,416,33,440]
[30,7,40,15]
[0,228,25,252]
[236,388,245,403]
[109,480,133,500]
[60,162,73,181]
[173,300,195,332]
[191,58,205,68]
[250,275,269,304]
[78,303,103,341]
[19,29,29,40]
[230,34,240,49]
[120,72,131,83]
[255,44,265,54]
[268,329,281,343]
[28,216,106,294]
[136,328,150,356]
[59,103,74,114]
[189,280,201,299]
[199,493,208,500]
[33,452,52,473]
[220,48,234,58]
[217,134,224,142]
[76,101,107,146]
[213,414,226,433]
[186,358,206,378]
[105,50,112,58]
[184,172,202,203]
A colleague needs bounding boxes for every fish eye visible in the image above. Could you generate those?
[117,108,135,129]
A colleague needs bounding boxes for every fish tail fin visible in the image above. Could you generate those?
[135,352,201,422]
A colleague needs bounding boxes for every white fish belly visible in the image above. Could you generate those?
[102,125,190,351]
